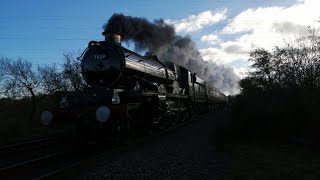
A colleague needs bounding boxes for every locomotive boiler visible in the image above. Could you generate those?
[80,33,177,92]
[41,31,228,143]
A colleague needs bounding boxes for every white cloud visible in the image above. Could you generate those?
[199,46,250,65]
[221,0,320,50]
[165,9,227,32]
[221,41,251,55]
[222,7,285,35]
[199,39,251,65]
[233,67,250,79]
[200,34,220,45]
[200,47,226,63]
[200,0,320,79]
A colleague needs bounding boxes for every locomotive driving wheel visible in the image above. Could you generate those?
[127,108,143,138]
[170,111,179,126]
[154,116,167,130]
[179,110,188,122]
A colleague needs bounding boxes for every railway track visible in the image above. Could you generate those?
[47,114,209,179]
[0,136,75,179]
[0,137,59,156]
[0,147,74,179]
[0,141,116,179]
[0,113,205,179]
[40,115,203,179]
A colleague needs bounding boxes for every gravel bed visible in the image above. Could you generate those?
[63,111,230,180]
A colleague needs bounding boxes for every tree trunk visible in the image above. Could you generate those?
[27,87,36,125]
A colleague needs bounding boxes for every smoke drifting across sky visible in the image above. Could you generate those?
[103,13,239,94]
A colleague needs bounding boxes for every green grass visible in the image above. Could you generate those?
[224,141,320,180]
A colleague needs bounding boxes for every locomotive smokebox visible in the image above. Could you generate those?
[102,31,122,45]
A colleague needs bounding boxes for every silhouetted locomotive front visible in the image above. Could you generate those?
[42,31,228,142]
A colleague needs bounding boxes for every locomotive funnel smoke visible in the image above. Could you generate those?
[103,14,175,52]
[103,14,239,94]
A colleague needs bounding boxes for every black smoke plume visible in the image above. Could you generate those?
[103,13,239,94]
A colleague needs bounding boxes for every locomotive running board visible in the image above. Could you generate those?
[142,91,189,99]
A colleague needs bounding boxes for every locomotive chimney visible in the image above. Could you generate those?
[102,31,121,44]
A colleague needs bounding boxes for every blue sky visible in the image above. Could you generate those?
[1,0,319,94]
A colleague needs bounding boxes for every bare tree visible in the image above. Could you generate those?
[38,64,68,94]
[62,51,86,91]
[0,57,41,122]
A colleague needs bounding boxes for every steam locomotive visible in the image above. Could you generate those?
[40,32,228,142]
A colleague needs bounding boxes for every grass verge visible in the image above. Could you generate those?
[224,140,320,180]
